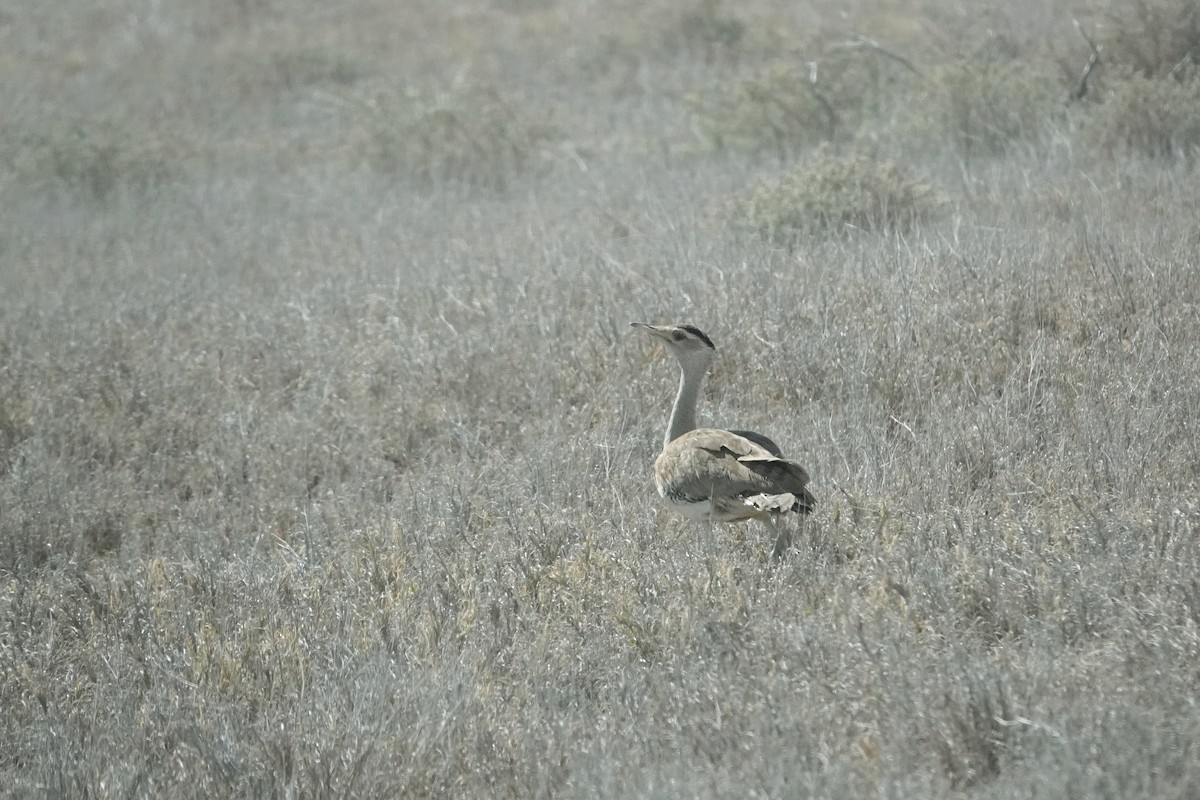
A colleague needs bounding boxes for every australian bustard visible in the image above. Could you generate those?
[631,323,815,561]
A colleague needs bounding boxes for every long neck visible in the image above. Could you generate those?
[665,360,705,447]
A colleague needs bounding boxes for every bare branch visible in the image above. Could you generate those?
[804,61,840,139]
[1167,40,1200,80]
[1069,19,1102,103]
[844,33,922,76]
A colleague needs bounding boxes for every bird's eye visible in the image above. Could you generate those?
[672,331,685,341]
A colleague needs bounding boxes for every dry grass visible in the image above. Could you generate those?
[3,0,1200,797]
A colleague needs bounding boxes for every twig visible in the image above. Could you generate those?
[845,32,922,76]
[805,79,839,139]
[1167,40,1200,80]
[1069,19,1101,102]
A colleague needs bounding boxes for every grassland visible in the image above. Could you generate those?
[2,0,1200,796]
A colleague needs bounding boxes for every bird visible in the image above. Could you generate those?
[631,322,815,561]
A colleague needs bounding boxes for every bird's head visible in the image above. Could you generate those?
[630,323,716,369]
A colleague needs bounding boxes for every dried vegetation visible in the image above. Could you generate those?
[2,0,1200,797]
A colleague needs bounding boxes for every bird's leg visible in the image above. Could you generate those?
[768,516,791,563]
[704,515,718,589]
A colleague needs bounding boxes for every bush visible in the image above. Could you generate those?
[267,47,365,90]
[1084,68,1200,160]
[668,0,746,61]
[1095,0,1200,78]
[689,49,916,156]
[896,56,1060,158]
[350,82,560,189]
[724,148,948,243]
[689,62,837,156]
[15,122,177,199]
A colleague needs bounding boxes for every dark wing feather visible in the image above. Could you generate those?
[727,429,784,457]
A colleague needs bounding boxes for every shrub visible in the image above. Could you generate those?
[15,122,177,199]
[350,82,560,189]
[896,56,1060,158]
[267,47,365,90]
[689,49,916,156]
[1083,67,1200,159]
[724,148,948,242]
[1096,0,1200,78]
[689,62,836,156]
[669,0,746,61]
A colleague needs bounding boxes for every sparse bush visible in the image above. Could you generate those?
[689,62,838,155]
[15,122,177,199]
[897,56,1060,158]
[572,0,747,76]
[724,149,948,242]
[689,49,915,155]
[1095,0,1200,78]
[670,0,746,61]
[350,82,560,188]
[1084,67,1200,159]
[268,47,365,90]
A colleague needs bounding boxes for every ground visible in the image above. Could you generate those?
[2,1,1200,796]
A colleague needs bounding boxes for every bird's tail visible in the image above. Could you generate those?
[744,490,814,516]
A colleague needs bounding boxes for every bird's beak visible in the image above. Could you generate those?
[630,322,667,340]
[630,323,667,357]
